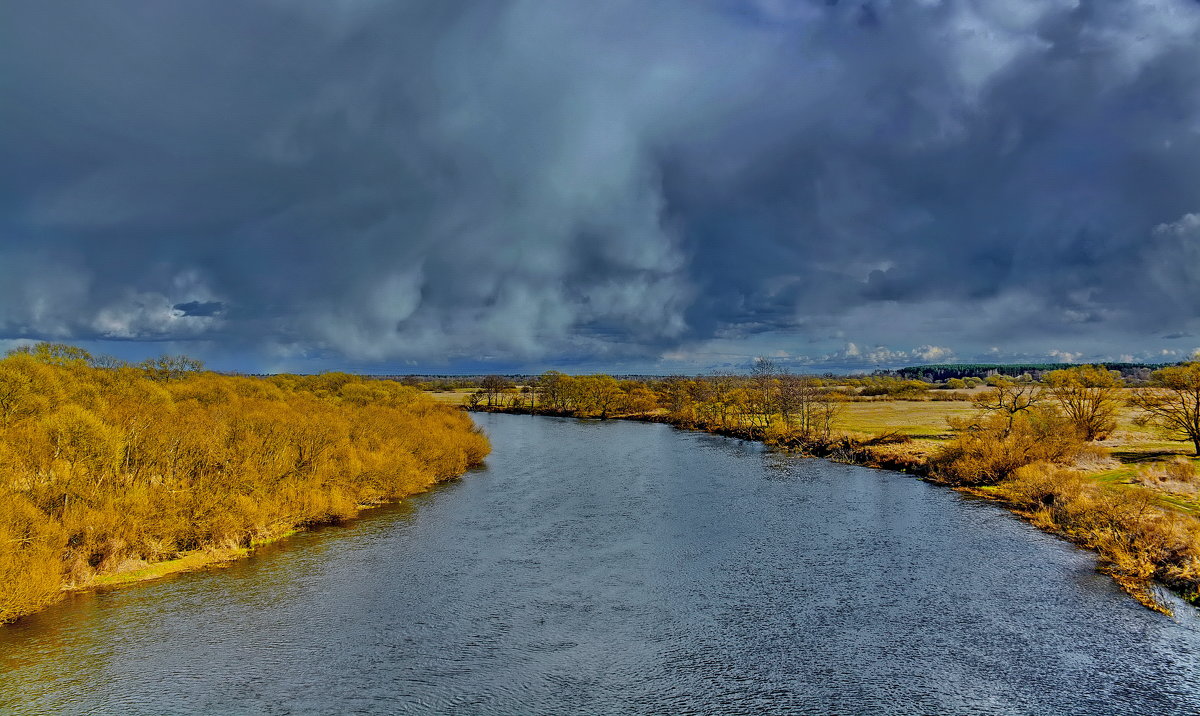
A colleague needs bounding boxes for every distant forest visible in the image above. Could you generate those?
[891,362,1172,382]
[348,362,1179,387]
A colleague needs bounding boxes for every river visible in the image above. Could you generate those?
[2,413,1199,714]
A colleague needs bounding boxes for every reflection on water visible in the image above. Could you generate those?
[2,413,1199,714]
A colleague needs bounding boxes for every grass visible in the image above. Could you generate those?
[85,548,249,589]
[424,389,476,405]
[1157,493,1200,515]
[81,528,308,591]
[832,397,1200,517]
[839,399,1195,461]
[838,400,977,438]
[1090,468,1137,485]
[77,517,373,593]
[1098,413,1194,460]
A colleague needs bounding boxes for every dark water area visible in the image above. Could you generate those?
[2,413,1199,714]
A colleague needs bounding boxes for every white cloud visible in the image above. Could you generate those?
[1048,349,1082,363]
[914,344,955,362]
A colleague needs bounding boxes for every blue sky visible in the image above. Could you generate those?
[4,0,1200,374]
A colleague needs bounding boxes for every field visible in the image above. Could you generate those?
[835,395,1200,515]
[826,392,1194,457]
[838,400,977,438]
[425,388,477,405]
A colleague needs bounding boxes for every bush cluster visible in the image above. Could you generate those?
[0,349,489,623]
[930,409,1086,485]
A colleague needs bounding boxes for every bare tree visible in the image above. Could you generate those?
[780,373,840,441]
[700,373,739,428]
[140,354,204,382]
[747,357,778,432]
[1130,363,1200,455]
[973,376,1042,436]
[479,375,510,407]
[1044,365,1122,441]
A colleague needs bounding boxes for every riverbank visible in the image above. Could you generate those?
[0,352,491,625]
[63,494,444,595]
[23,473,483,619]
[470,405,1200,614]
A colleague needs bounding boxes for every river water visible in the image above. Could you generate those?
[2,413,1199,714]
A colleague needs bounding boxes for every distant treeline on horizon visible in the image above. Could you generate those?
[241,361,1180,385]
[891,362,1174,382]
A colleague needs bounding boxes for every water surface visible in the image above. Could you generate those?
[2,413,1199,714]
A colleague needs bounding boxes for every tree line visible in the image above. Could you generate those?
[467,359,1200,456]
[894,362,1166,383]
[469,359,844,441]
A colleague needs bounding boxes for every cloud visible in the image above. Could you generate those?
[3,0,1200,369]
[173,301,225,318]
[914,345,955,363]
[823,343,955,367]
[1048,349,1083,363]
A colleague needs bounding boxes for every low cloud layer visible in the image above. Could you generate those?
[4,1,1200,371]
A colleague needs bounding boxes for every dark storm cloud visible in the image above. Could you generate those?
[172,301,224,318]
[3,0,1200,369]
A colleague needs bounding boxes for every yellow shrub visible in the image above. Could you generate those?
[932,410,1084,485]
[0,350,490,623]
[0,490,65,623]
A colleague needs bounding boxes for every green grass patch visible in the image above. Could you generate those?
[87,549,248,589]
[1089,469,1137,485]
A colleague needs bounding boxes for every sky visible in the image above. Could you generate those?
[4,0,1200,374]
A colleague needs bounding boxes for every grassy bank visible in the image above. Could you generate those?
[0,347,490,624]
[77,512,374,592]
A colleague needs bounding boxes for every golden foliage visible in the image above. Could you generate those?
[0,347,489,623]
[932,408,1085,485]
[0,490,65,623]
